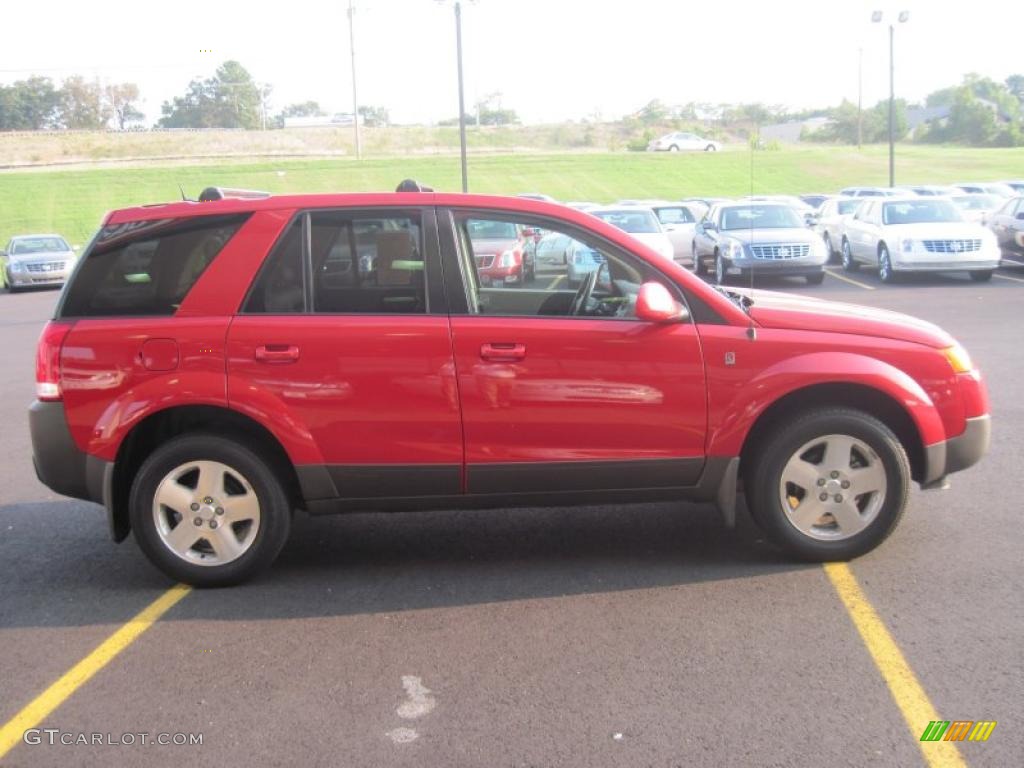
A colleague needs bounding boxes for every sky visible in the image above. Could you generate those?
[1,0,1021,125]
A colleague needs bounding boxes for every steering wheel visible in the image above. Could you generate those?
[568,268,600,316]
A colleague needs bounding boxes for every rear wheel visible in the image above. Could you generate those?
[705,144,716,152]
[744,408,910,561]
[130,434,292,587]
[692,242,705,275]
[969,270,993,282]
[669,145,679,152]
[714,250,728,284]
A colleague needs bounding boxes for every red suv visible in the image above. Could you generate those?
[30,187,990,586]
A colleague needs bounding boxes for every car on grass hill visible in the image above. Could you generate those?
[2,235,78,292]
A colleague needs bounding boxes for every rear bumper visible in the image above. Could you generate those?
[29,400,115,519]
[921,415,991,487]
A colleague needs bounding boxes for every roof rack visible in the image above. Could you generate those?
[198,187,272,202]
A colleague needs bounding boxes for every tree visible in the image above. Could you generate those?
[358,105,389,127]
[281,101,325,118]
[1007,74,1024,105]
[0,76,61,130]
[59,76,109,129]
[159,61,262,129]
[104,83,144,130]
[811,98,907,144]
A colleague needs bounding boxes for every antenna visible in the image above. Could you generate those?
[747,124,757,341]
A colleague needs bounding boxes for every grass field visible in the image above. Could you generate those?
[2,144,1023,248]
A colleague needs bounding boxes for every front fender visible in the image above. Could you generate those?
[706,349,946,457]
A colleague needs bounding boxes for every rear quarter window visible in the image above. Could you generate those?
[59,214,249,317]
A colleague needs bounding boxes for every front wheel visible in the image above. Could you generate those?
[969,270,993,283]
[714,250,729,284]
[704,144,717,152]
[878,245,897,283]
[841,239,858,272]
[692,242,705,275]
[130,434,292,587]
[744,408,910,561]
[805,271,825,285]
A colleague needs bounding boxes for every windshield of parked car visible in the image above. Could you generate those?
[882,200,963,225]
[951,194,1001,210]
[837,199,862,215]
[653,206,695,225]
[467,220,519,239]
[12,237,70,255]
[720,205,803,230]
[592,210,661,233]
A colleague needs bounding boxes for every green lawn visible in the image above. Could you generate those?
[1,145,1022,248]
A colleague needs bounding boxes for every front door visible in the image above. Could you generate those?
[227,207,463,501]
[441,208,707,496]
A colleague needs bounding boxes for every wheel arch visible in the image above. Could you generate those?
[108,404,306,542]
[738,382,927,485]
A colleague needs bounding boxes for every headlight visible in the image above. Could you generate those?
[498,250,517,268]
[727,240,745,258]
[900,238,916,253]
[943,344,974,374]
[9,260,24,272]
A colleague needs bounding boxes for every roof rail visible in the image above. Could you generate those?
[198,187,271,202]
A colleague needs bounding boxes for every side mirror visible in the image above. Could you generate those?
[704,221,718,232]
[636,282,688,324]
[1016,212,1024,221]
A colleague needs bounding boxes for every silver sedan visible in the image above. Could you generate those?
[3,235,78,291]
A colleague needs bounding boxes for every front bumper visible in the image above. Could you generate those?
[728,258,825,276]
[892,259,1001,272]
[6,265,73,287]
[921,415,991,488]
[479,264,523,285]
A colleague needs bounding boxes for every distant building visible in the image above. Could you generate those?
[761,117,834,143]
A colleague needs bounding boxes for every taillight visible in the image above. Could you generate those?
[35,321,72,401]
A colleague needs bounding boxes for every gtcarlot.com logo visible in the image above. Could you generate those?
[920,720,997,742]
[23,729,203,747]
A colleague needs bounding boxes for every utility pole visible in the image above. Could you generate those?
[348,0,362,159]
[857,47,863,149]
[455,1,468,192]
[888,23,894,187]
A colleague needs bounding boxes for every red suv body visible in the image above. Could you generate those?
[29,190,990,586]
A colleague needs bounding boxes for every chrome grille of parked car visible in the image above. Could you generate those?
[475,255,495,268]
[922,239,982,253]
[749,244,809,260]
[25,261,66,273]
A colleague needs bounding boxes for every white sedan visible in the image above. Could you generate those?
[588,206,675,262]
[839,197,1001,283]
[647,132,720,152]
[814,197,864,261]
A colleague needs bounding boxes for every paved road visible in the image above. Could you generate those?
[0,267,1020,768]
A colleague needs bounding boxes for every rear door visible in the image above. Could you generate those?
[440,208,708,497]
[226,207,463,502]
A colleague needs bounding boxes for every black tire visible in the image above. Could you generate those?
[878,244,897,284]
[805,271,825,285]
[692,242,705,275]
[714,250,728,285]
[841,238,859,272]
[668,144,679,152]
[969,270,993,283]
[744,408,910,561]
[130,434,292,587]
[705,144,716,152]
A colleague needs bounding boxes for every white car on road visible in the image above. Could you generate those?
[839,197,1000,283]
[647,132,721,152]
[589,206,675,262]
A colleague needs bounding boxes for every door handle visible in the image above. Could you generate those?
[255,344,300,363]
[480,343,526,362]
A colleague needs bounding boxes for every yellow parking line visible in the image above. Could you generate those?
[825,268,876,291]
[0,584,192,760]
[824,564,966,768]
[993,273,1024,284]
[547,275,566,290]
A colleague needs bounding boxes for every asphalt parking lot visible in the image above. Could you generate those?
[0,264,1021,768]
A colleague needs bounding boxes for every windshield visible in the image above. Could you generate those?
[12,237,70,255]
[720,205,803,230]
[467,220,519,239]
[593,210,661,234]
[882,200,963,225]
[653,206,695,225]
[952,195,1000,210]
[837,199,862,214]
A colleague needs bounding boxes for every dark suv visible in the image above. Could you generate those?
[30,187,990,586]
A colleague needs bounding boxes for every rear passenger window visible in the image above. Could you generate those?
[59,215,248,317]
[310,212,425,313]
[244,218,305,313]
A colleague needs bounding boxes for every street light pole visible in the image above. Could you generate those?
[455,1,469,192]
[872,10,908,188]
[348,0,362,160]
[857,46,863,150]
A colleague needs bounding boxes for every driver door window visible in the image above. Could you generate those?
[454,214,671,320]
